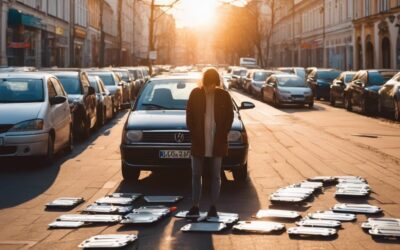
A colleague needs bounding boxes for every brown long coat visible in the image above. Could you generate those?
[186,87,234,157]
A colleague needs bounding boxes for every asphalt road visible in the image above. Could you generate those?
[0,89,399,249]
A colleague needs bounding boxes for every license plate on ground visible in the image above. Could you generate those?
[0,137,3,146]
[159,150,190,159]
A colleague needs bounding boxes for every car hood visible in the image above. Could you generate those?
[0,102,44,124]
[278,86,311,95]
[365,85,382,93]
[67,94,83,104]
[126,110,242,131]
[252,81,265,86]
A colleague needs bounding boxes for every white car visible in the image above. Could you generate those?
[0,72,73,163]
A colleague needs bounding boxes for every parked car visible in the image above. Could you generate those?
[378,72,400,121]
[0,72,72,163]
[307,68,341,100]
[222,73,232,90]
[344,69,397,114]
[48,71,97,139]
[330,71,356,106]
[262,74,314,108]
[230,67,246,89]
[277,67,306,80]
[124,67,146,98]
[111,68,134,105]
[120,76,255,182]
[244,70,277,96]
[87,70,123,114]
[88,75,114,126]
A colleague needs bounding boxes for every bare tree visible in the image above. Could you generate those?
[264,0,276,67]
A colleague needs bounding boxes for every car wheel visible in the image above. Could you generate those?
[308,102,314,109]
[330,94,335,106]
[121,163,140,182]
[97,106,105,128]
[42,134,55,166]
[394,99,400,121]
[273,95,280,107]
[65,126,74,153]
[345,95,352,111]
[232,164,248,182]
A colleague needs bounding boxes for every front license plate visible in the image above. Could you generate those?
[0,137,3,146]
[159,150,190,159]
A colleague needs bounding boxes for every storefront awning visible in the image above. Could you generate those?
[8,8,43,29]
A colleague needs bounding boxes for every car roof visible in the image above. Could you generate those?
[151,75,201,81]
[44,71,79,76]
[274,73,301,78]
[0,72,52,79]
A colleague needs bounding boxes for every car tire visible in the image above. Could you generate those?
[82,115,91,139]
[345,95,352,111]
[232,164,248,182]
[330,94,335,106]
[43,134,55,166]
[121,163,140,182]
[394,99,399,121]
[97,106,105,129]
[273,95,280,107]
[308,102,314,109]
[65,126,74,154]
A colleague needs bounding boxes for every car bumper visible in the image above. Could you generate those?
[120,143,248,170]
[278,96,313,104]
[0,133,48,157]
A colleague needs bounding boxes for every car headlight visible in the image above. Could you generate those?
[228,130,242,142]
[124,130,143,143]
[9,119,44,132]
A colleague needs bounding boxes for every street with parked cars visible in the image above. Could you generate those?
[0,65,400,249]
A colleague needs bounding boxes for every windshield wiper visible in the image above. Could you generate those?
[141,103,171,110]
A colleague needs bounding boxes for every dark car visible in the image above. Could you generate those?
[330,71,356,107]
[49,71,97,139]
[124,67,146,98]
[87,70,123,114]
[88,75,114,127]
[344,69,397,114]
[307,68,341,100]
[378,72,400,121]
[230,67,246,89]
[120,76,255,182]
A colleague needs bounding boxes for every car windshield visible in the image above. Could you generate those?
[0,78,44,103]
[115,71,130,82]
[136,79,199,110]
[277,76,307,87]
[344,73,355,83]
[317,71,341,80]
[253,72,268,81]
[296,69,306,79]
[368,71,396,86]
[90,73,115,86]
[57,76,82,95]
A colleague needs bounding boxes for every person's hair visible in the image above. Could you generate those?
[202,67,220,88]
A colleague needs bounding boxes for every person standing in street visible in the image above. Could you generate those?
[186,67,234,217]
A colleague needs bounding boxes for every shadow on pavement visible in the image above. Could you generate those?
[113,166,261,249]
[0,110,128,209]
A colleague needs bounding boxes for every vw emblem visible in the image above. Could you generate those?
[174,132,185,143]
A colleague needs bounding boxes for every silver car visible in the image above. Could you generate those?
[262,74,314,108]
[0,72,72,163]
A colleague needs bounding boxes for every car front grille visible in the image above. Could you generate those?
[0,146,17,155]
[291,95,304,98]
[0,125,13,134]
[142,132,191,143]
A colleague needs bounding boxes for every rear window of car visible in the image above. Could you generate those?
[0,78,44,103]
[368,71,396,86]
[57,76,82,95]
[89,73,115,86]
[136,79,199,110]
[253,72,268,81]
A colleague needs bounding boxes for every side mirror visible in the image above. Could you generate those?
[354,80,363,86]
[50,96,67,105]
[88,86,95,95]
[239,101,255,110]
[118,82,124,86]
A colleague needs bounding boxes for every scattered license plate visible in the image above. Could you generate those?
[159,150,190,159]
[0,137,3,146]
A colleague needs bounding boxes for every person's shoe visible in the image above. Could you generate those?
[187,206,200,218]
[207,205,218,218]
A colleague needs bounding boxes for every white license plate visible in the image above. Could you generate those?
[0,137,3,146]
[159,150,190,159]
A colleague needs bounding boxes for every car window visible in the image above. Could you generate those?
[90,73,115,86]
[367,71,396,86]
[47,79,57,99]
[136,79,199,110]
[277,76,307,87]
[317,70,341,81]
[253,72,268,81]
[57,75,82,95]
[51,78,66,96]
[344,73,355,83]
[0,78,44,103]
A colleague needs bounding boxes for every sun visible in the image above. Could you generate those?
[173,0,217,28]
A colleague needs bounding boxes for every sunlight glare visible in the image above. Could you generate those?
[174,0,218,28]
